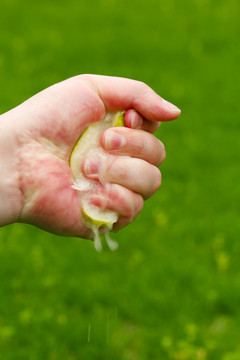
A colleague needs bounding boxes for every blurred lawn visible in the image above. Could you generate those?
[0,0,240,359]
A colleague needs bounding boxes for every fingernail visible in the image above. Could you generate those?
[130,110,143,129]
[162,99,181,113]
[89,194,108,210]
[104,130,126,150]
[83,159,100,180]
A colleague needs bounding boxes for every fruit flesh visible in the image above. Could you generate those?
[69,111,124,251]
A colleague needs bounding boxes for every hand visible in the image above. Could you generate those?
[0,75,180,239]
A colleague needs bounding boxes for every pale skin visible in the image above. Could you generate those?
[0,75,181,240]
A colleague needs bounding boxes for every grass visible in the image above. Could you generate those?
[0,0,240,359]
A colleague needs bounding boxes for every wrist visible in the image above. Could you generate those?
[0,112,22,226]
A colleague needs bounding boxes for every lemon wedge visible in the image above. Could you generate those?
[70,111,125,251]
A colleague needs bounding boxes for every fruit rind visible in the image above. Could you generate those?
[82,200,118,228]
[69,111,125,251]
[69,111,125,185]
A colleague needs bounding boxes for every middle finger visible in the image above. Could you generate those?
[100,127,166,167]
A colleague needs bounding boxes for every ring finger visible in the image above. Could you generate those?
[83,153,162,199]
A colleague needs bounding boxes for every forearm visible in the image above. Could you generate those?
[0,112,22,226]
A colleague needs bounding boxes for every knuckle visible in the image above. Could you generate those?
[134,80,152,98]
[135,195,144,215]
[159,142,166,165]
[116,164,128,180]
[106,156,126,180]
[152,140,166,166]
[124,197,135,219]
[147,121,161,134]
[154,168,162,191]
[137,80,148,90]
[125,193,143,221]
[133,138,146,157]
[75,74,91,83]
[162,143,166,161]
[142,166,162,199]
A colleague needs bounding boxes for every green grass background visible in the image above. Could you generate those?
[0,0,240,359]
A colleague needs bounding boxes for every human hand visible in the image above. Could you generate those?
[0,75,180,239]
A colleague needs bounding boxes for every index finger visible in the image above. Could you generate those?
[79,74,181,122]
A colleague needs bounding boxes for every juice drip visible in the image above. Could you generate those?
[91,224,102,252]
[87,223,118,252]
[105,228,118,251]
